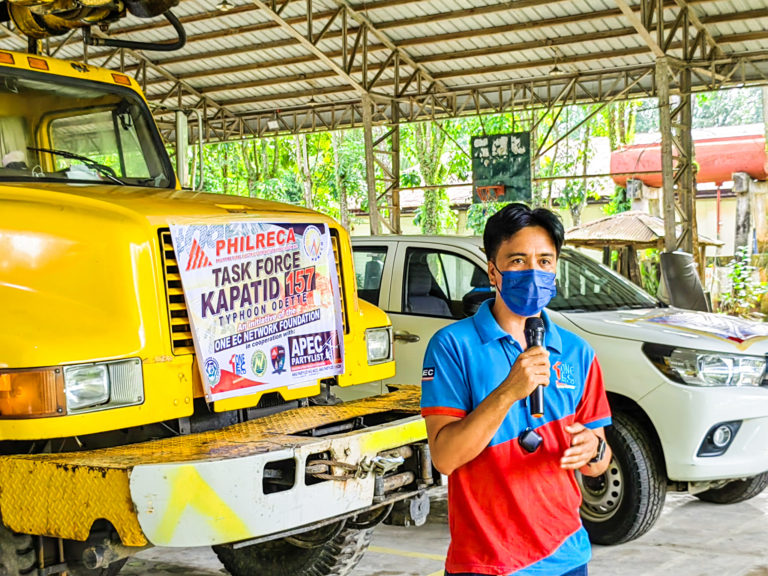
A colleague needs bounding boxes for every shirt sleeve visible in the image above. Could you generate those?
[575,355,612,429]
[420,330,471,419]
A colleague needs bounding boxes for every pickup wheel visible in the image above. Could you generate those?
[0,525,36,576]
[577,412,666,545]
[695,472,768,504]
[213,522,374,576]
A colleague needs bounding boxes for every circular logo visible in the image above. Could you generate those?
[302,225,325,263]
[251,350,268,377]
[204,357,220,386]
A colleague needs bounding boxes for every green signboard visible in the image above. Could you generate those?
[471,132,531,204]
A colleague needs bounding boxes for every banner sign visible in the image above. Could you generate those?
[471,131,532,203]
[169,220,345,402]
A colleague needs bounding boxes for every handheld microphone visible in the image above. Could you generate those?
[524,317,546,418]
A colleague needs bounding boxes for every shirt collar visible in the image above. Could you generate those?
[472,299,562,353]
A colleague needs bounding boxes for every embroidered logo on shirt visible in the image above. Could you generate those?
[553,360,576,389]
[422,367,435,381]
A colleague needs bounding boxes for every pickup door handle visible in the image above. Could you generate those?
[394,330,420,343]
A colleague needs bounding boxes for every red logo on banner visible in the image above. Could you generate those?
[186,239,212,271]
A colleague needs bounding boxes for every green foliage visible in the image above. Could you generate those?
[718,246,767,319]
[177,86,762,237]
[467,201,508,235]
[603,186,631,215]
[635,87,763,133]
[638,249,660,297]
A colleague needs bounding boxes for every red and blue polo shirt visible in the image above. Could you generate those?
[421,299,611,576]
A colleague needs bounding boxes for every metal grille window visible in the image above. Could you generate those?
[159,230,195,355]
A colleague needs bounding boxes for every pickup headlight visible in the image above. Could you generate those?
[643,343,766,387]
[365,327,393,365]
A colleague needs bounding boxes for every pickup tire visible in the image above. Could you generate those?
[695,472,768,504]
[578,412,666,545]
[213,523,374,576]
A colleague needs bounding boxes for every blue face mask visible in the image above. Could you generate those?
[493,264,557,317]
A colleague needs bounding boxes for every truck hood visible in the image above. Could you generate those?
[0,182,328,369]
[1,182,319,223]
[559,307,768,355]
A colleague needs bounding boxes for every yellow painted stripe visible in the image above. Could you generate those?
[368,545,446,562]
[426,571,445,576]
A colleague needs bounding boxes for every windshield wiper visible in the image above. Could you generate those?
[28,147,126,185]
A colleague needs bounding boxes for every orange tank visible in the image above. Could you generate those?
[611,135,768,187]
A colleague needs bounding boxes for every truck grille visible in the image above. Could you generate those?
[159,230,195,355]
[159,227,348,356]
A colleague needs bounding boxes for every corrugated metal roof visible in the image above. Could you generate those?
[566,211,723,248]
[2,0,767,135]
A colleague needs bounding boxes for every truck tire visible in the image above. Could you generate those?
[577,412,666,545]
[0,526,36,575]
[695,472,768,504]
[213,523,374,576]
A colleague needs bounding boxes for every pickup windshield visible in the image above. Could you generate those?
[550,249,659,312]
[0,67,173,187]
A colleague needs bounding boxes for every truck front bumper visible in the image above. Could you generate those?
[640,382,768,482]
[0,386,426,548]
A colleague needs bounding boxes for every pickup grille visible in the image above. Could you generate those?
[159,227,348,356]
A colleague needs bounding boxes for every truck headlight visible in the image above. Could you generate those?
[0,359,144,418]
[63,359,144,414]
[366,327,393,365]
[63,364,110,411]
[643,343,766,387]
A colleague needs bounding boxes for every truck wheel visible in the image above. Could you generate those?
[213,522,374,576]
[0,525,36,575]
[577,412,666,545]
[695,472,768,504]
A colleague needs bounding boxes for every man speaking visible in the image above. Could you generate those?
[421,203,612,576]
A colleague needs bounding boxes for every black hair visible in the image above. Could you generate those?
[483,202,565,260]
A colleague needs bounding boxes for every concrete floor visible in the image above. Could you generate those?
[121,490,768,576]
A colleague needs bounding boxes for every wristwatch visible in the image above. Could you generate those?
[589,436,606,464]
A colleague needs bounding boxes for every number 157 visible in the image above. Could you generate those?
[285,267,316,296]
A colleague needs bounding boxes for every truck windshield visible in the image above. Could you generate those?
[549,248,659,312]
[0,67,173,187]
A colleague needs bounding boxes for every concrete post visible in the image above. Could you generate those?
[733,171,752,252]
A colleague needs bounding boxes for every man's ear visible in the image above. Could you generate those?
[487,261,497,289]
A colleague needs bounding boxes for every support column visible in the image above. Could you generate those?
[362,96,381,235]
[657,58,677,252]
[390,102,402,234]
[656,58,698,271]
[733,172,752,252]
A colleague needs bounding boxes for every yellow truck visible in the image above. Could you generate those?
[0,49,434,576]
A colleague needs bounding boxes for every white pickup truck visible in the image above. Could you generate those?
[351,235,768,545]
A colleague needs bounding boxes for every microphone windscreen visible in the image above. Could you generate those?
[524,317,544,332]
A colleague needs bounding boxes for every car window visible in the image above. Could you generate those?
[353,246,387,305]
[403,248,491,319]
[550,249,658,312]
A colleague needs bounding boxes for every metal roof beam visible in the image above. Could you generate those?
[158,29,768,108]
[672,0,723,59]
[136,7,767,92]
[251,0,366,95]
[614,0,666,58]
[126,1,758,82]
